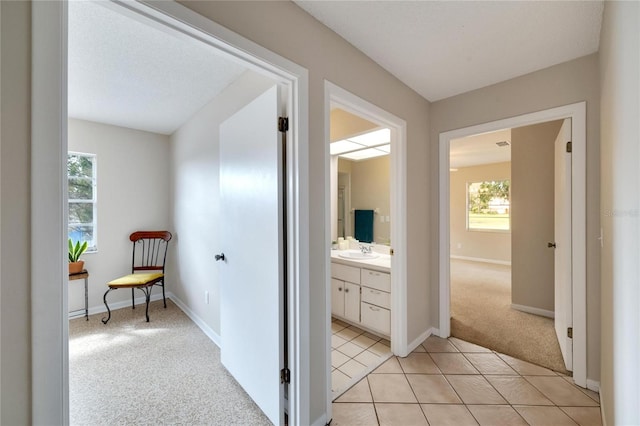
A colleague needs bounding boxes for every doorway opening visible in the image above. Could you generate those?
[324,82,408,410]
[32,1,309,424]
[439,102,588,388]
[448,120,570,373]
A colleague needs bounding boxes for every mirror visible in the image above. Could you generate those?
[329,107,391,246]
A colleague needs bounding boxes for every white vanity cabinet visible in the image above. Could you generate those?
[331,263,361,323]
[360,268,391,335]
[331,259,391,337]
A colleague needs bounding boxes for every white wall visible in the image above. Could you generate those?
[169,70,275,337]
[599,2,640,424]
[67,119,171,312]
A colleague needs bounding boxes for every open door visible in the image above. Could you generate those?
[218,85,285,424]
[554,118,573,371]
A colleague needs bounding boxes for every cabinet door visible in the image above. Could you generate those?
[343,282,360,323]
[331,278,345,317]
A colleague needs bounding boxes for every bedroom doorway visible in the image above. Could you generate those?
[32,1,309,423]
[439,102,588,388]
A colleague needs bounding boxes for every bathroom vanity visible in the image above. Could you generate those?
[330,250,391,337]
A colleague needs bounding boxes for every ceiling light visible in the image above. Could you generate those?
[330,139,364,155]
[348,128,391,147]
[340,147,388,161]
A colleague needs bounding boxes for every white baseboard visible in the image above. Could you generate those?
[511,303,555,318]
[69,291,166,320]
[599,387,607,426]
[406,328,434,355]
[170,293,221,348]
[450,255,511,266]
[311,414,328,426]
[586,379,600,393]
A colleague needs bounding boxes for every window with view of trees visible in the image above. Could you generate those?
[467,180,510,231]
[68,153,97,251]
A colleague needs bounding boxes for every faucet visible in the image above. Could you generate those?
[359,244,372,254]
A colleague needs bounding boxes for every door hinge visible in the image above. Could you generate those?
[567,327,573,338]
[566,141,572,153]
[278,116,289,132]
[280,367,290,384]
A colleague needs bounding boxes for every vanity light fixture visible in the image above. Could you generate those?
[330,127,391,160]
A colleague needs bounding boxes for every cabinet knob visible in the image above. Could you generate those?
[338,287,342,292]
[345,288,349,293]
[369,306,379,311]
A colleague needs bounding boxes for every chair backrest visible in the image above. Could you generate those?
[130,231,172,274]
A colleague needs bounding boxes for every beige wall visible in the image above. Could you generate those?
[330,108,377,141]
[511,121,562,313]
[1,2,31,423]
[349,156,391,244]
[599,2,640,424]
[431,53,601,382]
[450,162,511,263]
[177,2,432,423]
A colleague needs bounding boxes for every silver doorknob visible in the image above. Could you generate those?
[215,253,226,261]
[547,242,557,248]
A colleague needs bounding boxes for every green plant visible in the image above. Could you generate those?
[68,238,88,263]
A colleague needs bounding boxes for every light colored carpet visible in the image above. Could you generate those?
[69,299,271,425]
[450,259,568,374]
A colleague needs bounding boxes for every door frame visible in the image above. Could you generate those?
[324,81,408,414]
[438,102,587,387]
[32,1,310,424]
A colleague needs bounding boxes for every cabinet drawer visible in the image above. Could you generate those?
[361,286,390,309]
[361,268,390,292]
[361,302,390,336]
[331,262,361,284]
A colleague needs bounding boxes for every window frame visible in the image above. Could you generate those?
[68,151,98,252]
[465,179,511,233]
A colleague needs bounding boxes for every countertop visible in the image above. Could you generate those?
[330,249,391,273]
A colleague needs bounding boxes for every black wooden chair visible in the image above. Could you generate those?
[102,231,172,324]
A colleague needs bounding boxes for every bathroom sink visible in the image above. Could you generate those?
[338,250,379,260]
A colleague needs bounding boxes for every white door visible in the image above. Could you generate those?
[344,282,360,323]
[554,118,573,371]
[219,85,284,425]
[331,279,345,317]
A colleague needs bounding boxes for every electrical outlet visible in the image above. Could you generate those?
[205,291,209,304]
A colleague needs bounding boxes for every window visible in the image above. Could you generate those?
[68,153,97,251]
[467,180,510,231]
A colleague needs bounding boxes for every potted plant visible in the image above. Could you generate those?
[68,238,88,274]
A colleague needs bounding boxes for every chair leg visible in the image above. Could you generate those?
[145,288,152,322]
[131,288,135,309]
[161,281,166,308]
[101,288,114,324]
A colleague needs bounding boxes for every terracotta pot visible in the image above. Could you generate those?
[69,260,85,274]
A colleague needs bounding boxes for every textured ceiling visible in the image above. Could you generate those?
[68,1,247,135]
[295,1,604,101]
[450,129,511,169]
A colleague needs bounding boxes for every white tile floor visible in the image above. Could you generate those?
[331,318,392,399]
[332,335,601,425]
